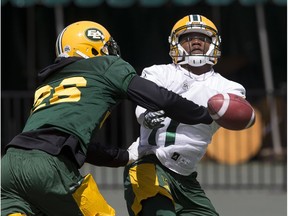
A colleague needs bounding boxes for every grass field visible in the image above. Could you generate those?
[99,188,286,216]
[81,163,287,216]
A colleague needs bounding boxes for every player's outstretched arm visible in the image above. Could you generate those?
[127,76,213,125]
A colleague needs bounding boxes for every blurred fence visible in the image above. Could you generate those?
[80,160,286,191]
[1,90,287,191]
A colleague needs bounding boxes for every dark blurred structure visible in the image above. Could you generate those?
[2,1,287,91]
[1,0,287,190]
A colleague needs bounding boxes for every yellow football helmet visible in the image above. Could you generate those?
[56,21,121,58]
[168,14,221,67]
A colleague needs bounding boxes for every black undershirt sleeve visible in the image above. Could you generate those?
[85,141,129,167]
[127,76,213,125]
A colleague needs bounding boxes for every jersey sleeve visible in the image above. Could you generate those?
[104,57,137,99]
[214,73,246,98]
[141,65,166,87]
[224,82,246,98]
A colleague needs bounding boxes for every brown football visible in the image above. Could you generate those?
[207,93,255,130]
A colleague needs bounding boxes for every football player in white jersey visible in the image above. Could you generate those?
[124,14,247,216]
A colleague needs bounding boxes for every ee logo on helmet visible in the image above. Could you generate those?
[86,28,104,41]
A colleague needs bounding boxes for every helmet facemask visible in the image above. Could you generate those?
[102,37,121,57]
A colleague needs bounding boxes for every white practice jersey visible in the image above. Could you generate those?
[136,63,246,176]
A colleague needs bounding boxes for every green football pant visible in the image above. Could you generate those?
[1,147,115,216]
[124,155,219,216]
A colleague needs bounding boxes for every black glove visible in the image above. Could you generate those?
[143,110,165,129]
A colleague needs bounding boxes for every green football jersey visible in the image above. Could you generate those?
[23,56,136,154]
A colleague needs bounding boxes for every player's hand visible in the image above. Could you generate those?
[143,110,165,129]
[127,138,157,165]
[127,138,140,165]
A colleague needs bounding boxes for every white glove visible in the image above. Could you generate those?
[127,138,157,165]
[143,110,165,129]
[127,138,140,165]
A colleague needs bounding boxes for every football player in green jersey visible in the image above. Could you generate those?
[1,21,213,216]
